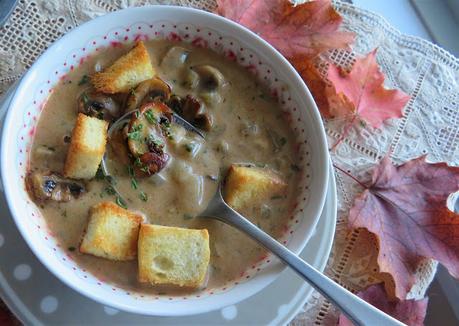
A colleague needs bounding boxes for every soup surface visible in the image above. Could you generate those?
[27,40,300,294]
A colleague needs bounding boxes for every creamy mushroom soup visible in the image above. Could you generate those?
[27,40,300,294]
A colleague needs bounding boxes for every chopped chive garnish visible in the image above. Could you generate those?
[105,186,116,195]
[184,143,197,153]
[139,191,148,202]
[127,124,143,140]
[116,196,128,209]
[131,178,138,190]
[78,75,90,86]
[127,165,135,177]
[144,110,157,124]
[81,92,89,105]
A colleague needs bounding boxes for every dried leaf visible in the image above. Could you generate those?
[216,0,355,59]
[338,284,428,326]
[327,49,410,128]
[290,56,331,116]
[348,156,459,299]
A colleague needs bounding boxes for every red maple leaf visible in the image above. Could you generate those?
[346,156,459,299]
[327,49,410,128]
[338,284,428,326]
[216,0,355,59]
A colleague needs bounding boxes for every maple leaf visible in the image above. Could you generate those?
[289,56,332,116]
[216,0,355,59]
[338,284,428,326]
[327,49,410,128]
[346,156,459,299]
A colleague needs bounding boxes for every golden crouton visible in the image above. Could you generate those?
[63,113,108,179]
[91,41,155,93]
[80,201,142,260]
[138,224,210,288]
[224,165,287,211]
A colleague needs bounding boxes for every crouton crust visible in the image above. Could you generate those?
[63,113,108,179]
[138,224,210,288]
[91,41,155,93]
[80,201,142,261]
[224,165,287,211]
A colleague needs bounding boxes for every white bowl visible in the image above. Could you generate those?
[1,5,329,316]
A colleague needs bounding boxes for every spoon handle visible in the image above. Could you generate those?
[213,204,403,326]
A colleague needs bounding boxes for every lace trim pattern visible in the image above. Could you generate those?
[1,0,457,324]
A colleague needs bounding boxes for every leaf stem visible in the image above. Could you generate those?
[333,163,368,188]
[330,114,357,151]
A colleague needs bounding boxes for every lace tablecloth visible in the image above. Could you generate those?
[1,0,458,324]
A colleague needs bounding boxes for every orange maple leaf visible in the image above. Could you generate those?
[216,0,355,59]
[327,49,410,128]
[289,56,332,116]
[347,156,459,300]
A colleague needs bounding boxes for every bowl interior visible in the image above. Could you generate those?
[1,5,329,316]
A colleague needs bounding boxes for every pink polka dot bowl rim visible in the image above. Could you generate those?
[1,6,329,317]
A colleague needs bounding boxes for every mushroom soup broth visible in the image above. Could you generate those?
[28,40,300,293]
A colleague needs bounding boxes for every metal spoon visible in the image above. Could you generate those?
[199,183,404,326]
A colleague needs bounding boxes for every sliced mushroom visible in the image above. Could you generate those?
[160,46,190,69]
[127,111,166,157]
[136,151,170,176]
[200,91,222,106]
[26,171,85,203]
[182,68,199,89]
[125,78,171,113]
[77,91,121,121]
[167,95,184,114]
[192,65,226,91]
[125,103,171,176]
[181,95,213,131]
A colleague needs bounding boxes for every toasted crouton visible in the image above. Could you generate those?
[224,165,287,211]
[91,41,155,93]
[80,201,142,260]
[63,113,108,179]
[138,224,210,288]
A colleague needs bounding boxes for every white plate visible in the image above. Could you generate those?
[0,87,336,325]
